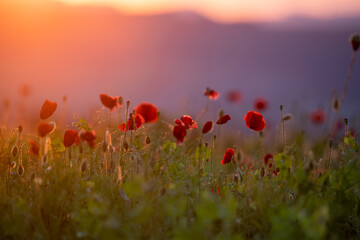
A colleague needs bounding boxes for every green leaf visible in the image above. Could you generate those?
[73,116,91,131]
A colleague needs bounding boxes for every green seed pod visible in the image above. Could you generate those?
[344,118,348,125]
[81,161,87,173]
[11,145,19,158]
[350,34,360,52]
[282,114,293,121]
[260,167,265,177]
[145,136,151,144]
[18,165,24,176]
[332,98,339,112]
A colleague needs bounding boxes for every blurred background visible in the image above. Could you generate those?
[0,0,360,131]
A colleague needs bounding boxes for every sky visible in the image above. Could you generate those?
[54,0,360,22]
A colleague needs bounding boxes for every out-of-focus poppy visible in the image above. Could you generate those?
[80,130,96,148]
[29,140,39,156]
[202,121,213,134]
[216,114,231,125]
[335,119,344,132]
[221,148,234,165]
[254,98,268,111]
[100,94,120,112]
[135,103,158,123]
[204,88,220,100]
[19,85,31,97]
[244,111,265,131]
[264,153,273,168]
[310,109,325,125]
[64,129,79,148]
[175,115,197,130]
[118,113,145,131]
[173,125,187,144]
[40,100,57,120]
[227,90,242,103]
[37,122,54,137]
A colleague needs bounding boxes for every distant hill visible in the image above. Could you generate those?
[0,1,359,127]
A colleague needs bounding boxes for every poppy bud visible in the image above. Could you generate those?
[145,136,151,144]
[118,96,123,106]
[160,186,167,196]
[344,118,348,126]
[18,125,23,133]
[280,105,283,111]
[123,140,129,150]
[81,161,87,173]
[63,95,68,103]
[233,175,239,182]
[126,100,130,108]
[237,152,241,161]
[42,155,47,165]
[329,139,333,148]
[219,110,224,119]
[205,142,209,148]
[18,164,24,176]
[102,141,107,153]
[259,131,264,137]
[206,158,209,163]
[108,145,114,154]
[11,145,19,157]
[260,167,265,177]
[282,114,293,121]
[350,34,360,52]
[332,98,339,112]
[30,172,36,181]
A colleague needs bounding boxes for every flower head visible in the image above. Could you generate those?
[37,122,54,138]
[216,114,231,125]
[254,98,268,111]
[227,90,242,103]
[244,111,265,131]
[135,103,158,123]
[204,88,220,100]
[100,94,120,112]
[221,148,234,165]
[80,130,96,148]
[310,109,325,125]
[64,129,79,148]
[202,121,213,134]
[29,140,39,156]
[175,115,197,130]
[118,113,145,131]
[40,100,57,120]
[350,34,360,52]
[173,125,187,145]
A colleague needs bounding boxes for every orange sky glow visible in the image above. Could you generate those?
[4,0,360,22]
[58,0,360,22]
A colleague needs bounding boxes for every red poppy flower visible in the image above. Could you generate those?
[216,114,231,125]
[40,100,57,120]
[118,113,145,131]
[264,154,273,166]
[202,121,213,134]
[175,115,197,130]
[244,111,265,131]
[64,129,79,148]
[80,130,96,148]
[204,88,220,100]
[100,94,120,112]
[273,169,279,176]
[254,98,268,111]
[310,109,325,125]
[135,102,158,123]
[227,90,242,103]
[37,122,54,137]
[173,125,187,144]
[221,148,234,165]
[29,140,39,156]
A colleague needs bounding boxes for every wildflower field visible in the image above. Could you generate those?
[0,35,360,240]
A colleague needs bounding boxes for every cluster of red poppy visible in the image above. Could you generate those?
[173,115,197,144]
